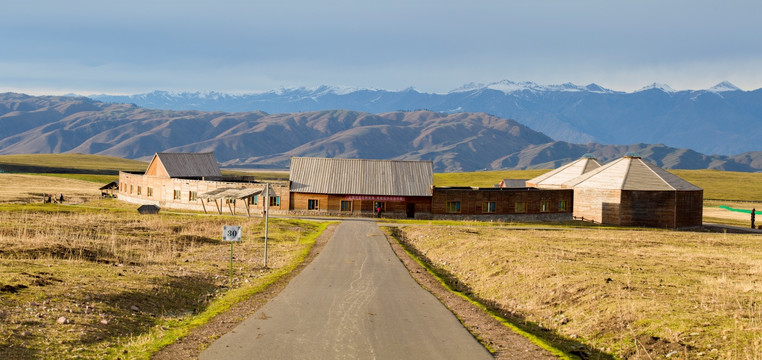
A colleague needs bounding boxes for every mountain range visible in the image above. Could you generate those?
[89,80,762,157]
[1,92,761,172]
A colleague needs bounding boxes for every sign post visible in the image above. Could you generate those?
[222,225,242,284]
[263,184,270,268]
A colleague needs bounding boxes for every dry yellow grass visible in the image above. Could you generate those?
[0,202,324,359]
[0,174,102,203]
[396,225,762,359]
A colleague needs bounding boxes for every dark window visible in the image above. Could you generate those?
[482,201,496,213]
[189,191,197,201]
[173,190,181,200]
[540,200,551,212]
[446,201,461,213]
[341,200,352,211]
[308,199,319,210]
[515,202,526,213]
[270,196,280,207]
[558,200,567,211]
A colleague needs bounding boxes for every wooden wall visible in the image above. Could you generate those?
[573,188,621,224]
[290,192,431,218]
[575,188,704,228]
[431,188,573,215]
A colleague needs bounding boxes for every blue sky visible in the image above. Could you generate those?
[2,0,761,95]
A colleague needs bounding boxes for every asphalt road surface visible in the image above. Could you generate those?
[200,219,493,360]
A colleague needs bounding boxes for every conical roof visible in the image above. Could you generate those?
[526,155,602,188]
[562,155,702,191]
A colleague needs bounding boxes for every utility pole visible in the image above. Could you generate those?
[263,183,270,268]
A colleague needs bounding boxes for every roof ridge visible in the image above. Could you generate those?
[619,157,631,189]
[640,159,676,190]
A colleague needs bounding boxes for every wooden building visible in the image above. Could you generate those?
[526,154,602,189]
[563,154,703,228]
[432,187,573,221]
[289,157,433,218]
[118,152,289,215]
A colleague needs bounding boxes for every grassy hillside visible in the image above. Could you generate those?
[671,169,762,201]
[435,168,762,202]
[433,169,549,187]
[0,154,147,174]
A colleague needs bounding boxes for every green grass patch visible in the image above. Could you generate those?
[434,169,549,187]
[669,169,762,201]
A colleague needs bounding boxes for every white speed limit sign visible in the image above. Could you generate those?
[223,225,242,242]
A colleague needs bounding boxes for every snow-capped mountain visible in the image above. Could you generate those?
[88,80,761,156]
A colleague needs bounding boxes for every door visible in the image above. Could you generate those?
[406,203,415,218]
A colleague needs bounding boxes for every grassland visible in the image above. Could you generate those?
[433,169,549,187]
[393,225,762,359]
[0,173,329,359]
[0,154,147,174]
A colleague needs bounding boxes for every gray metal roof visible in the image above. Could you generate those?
[289,157,433,196]
[526,156,602,189]
[200,187,262,200]
[153,152,222,178]
[562,155,702,191]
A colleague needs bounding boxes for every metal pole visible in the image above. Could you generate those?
[264,183,269,268]
[229,242,234,285]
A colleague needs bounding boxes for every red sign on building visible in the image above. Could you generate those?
[345,195,406,202]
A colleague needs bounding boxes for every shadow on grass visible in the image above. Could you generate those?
[71,274,219,347]
[389,227,615,360]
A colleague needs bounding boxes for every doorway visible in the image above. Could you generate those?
[406,203,415,218]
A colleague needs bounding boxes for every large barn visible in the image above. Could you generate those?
[289,157,433,218]
[563,154,703,228]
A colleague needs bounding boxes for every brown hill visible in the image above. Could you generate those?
[0,93,759,172]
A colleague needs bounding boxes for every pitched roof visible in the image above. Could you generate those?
[147,152,222,178]
[526,156,602,188]
[499,179,529,188]
[289,157,433,196]
[562,155,702,191]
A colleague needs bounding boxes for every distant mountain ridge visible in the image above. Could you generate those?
[89,80,762,156]
[2,92,761,172]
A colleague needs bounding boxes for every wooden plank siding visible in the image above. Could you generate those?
[432,188,573,216]
[290,192,431,218]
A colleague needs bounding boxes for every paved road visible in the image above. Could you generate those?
[200,219,493,360]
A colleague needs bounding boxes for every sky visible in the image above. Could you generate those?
[2,0,762,95]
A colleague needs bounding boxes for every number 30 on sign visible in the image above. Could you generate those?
[223,225,242,242]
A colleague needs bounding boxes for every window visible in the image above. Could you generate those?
[446,201,461,213]
[270,196,280,207]
[189,191,197,201]
[130,185,133,194]
[373,202,386,212]
[540,200,551,212]
[558,200,567,211]
[341,200,352,212]
[173,190,181,200]
[147,187,153,197]
[137,186,141,196]
[253,195,258,205]
[515,202,526,213]
[308,199,319,210]
[482,201,496,213]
